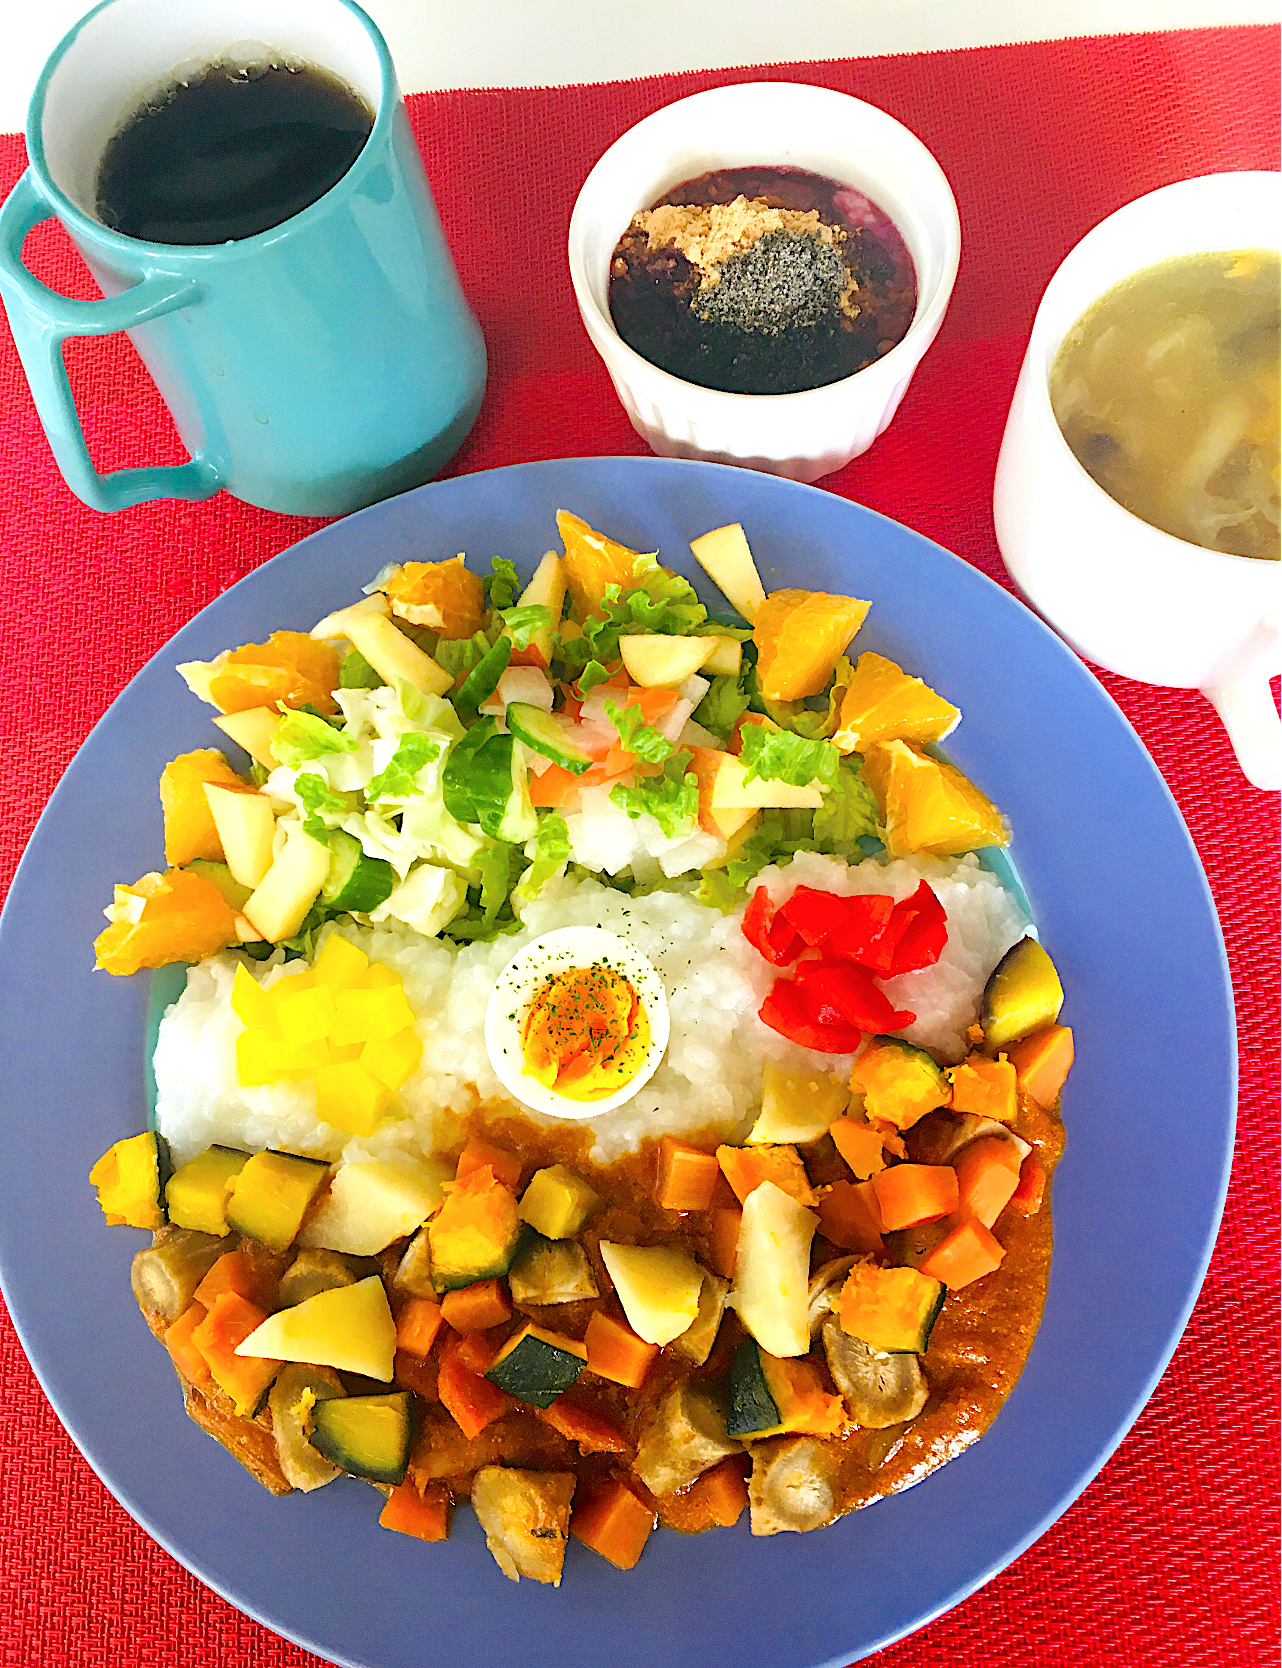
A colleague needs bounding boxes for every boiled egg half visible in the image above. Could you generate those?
[484,926,670,1119]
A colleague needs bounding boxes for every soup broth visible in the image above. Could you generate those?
[1049,249,1281,560]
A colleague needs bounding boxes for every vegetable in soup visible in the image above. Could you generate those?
[1049,249,1281,561]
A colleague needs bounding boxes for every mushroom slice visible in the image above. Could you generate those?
[821,1317,928,1429]
[471,1467,577,1585]
[911,1111,1031,1167]
[268,1363,346,1491]
[748,1437,837,1535]
[632,1382,740,1497]
[807,1255,856,1339]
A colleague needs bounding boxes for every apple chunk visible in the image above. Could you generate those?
[689,749,766,839]
[619,634,722,688]
[701,637,742,677]
[698,748,825,812]
[243,824,332,942]
[203,784,277,888]
[213,705,285,769]
[690,524,766,623]
[509,551,565,668]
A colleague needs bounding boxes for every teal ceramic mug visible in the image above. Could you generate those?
[0,0,487,516]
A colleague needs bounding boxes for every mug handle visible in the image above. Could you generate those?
[1204,651,1281,794]
[0,170,222,512]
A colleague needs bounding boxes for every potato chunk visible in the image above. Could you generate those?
[471,1466,577,1585]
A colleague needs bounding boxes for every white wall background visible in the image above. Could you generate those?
[0,0,1275,132]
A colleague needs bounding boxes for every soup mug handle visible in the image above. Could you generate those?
[1203,625,1282,795]
[0,171,221,512]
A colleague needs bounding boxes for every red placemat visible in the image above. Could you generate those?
[0,24,1278,1668]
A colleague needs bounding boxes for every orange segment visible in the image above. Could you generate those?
[378,555,486,638]
[159,749,249,866]
[203,632,340,715]
[94,868,239,975]
[861,740,1007,856]
[557,510,647,617]
[753,589,871,701]
[834,652,960,754]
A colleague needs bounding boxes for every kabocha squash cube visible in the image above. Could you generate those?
[518,1165,600,1240]
[177,630,340,715]
[224,1150,329,1250]
[165,1145,250,1236]
[753,589,871,702]
[89,1131,171,1229]
[838,1261,946,1354]
[850,1037,950,1131]
[307,1391,412,1484]
[861,740,1006,857]
[484,1324,588,1407]
[981,938,1065,1052]
[557,509,646,616]
[833,652,960,754]
[727,1339,846,1438]
[95,868,240,975]
[377,555,486,637]
[159,749,249,866]
[947,1053,1018,1122]
[428,1165,523,1291]
[235,1275,397,1381]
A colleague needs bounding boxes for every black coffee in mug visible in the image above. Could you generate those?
[96,58,374,245]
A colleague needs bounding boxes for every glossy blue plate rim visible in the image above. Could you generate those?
[0,456,1235,1668]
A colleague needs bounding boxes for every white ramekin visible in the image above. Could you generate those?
[567,81,961,483]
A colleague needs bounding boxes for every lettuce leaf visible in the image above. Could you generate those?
[604,698,673,764]
[294,773,352,838]
[432,630,492,683]
[576,659,613,696]
[482,556,521,611]
[740,722,841,790]
[811,758,879,847]
[611,751,697,837]
[271,709,357,769]
[500,604,552,650]
[366,732,441,801]
[693,676,751,742]
[477,841,516,924]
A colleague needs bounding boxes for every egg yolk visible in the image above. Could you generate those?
[521,963,651,1101]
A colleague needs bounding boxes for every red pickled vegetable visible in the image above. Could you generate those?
[825,893,906,972]
[885,881,948,975]
[742,886,805,967]
[759,979,861,1054]
[792,960,915,1033]
[778,885,847,947]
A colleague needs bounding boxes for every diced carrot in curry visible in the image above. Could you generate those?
[655,1136,720,1212]
[1006,1025,1075,1107]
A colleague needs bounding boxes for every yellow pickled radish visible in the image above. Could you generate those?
[331,986,416,1047]
[361,1028,423,1091]
[231,963,276,1030]
[316,1063,391,1136]
[312,931,370,994]
[862,740,1007,857]
[833,652,960,754]
[275,983,337,1046]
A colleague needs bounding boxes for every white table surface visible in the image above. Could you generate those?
[1,0,1274,134]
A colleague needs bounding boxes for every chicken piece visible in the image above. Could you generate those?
[471,1467,577,1585]
[821,1318,928,1429]
[632,1381,740,1497]
[748,1436,837,1535]
[182,1381,292,1496]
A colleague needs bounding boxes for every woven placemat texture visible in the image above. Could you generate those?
[0,24,1278,1668]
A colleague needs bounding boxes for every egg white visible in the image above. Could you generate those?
[484,926,670,1120]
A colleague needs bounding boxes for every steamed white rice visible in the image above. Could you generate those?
[153,851,1027,1171]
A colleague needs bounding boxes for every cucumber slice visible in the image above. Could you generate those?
[473,734,537,843]
[187,859,253,912]
[320,831,395,913]
[455,635,512,708]
[505,704,593,775]
[442,717,497,824]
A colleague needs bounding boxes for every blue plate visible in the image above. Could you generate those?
[0,458,1234,1668]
